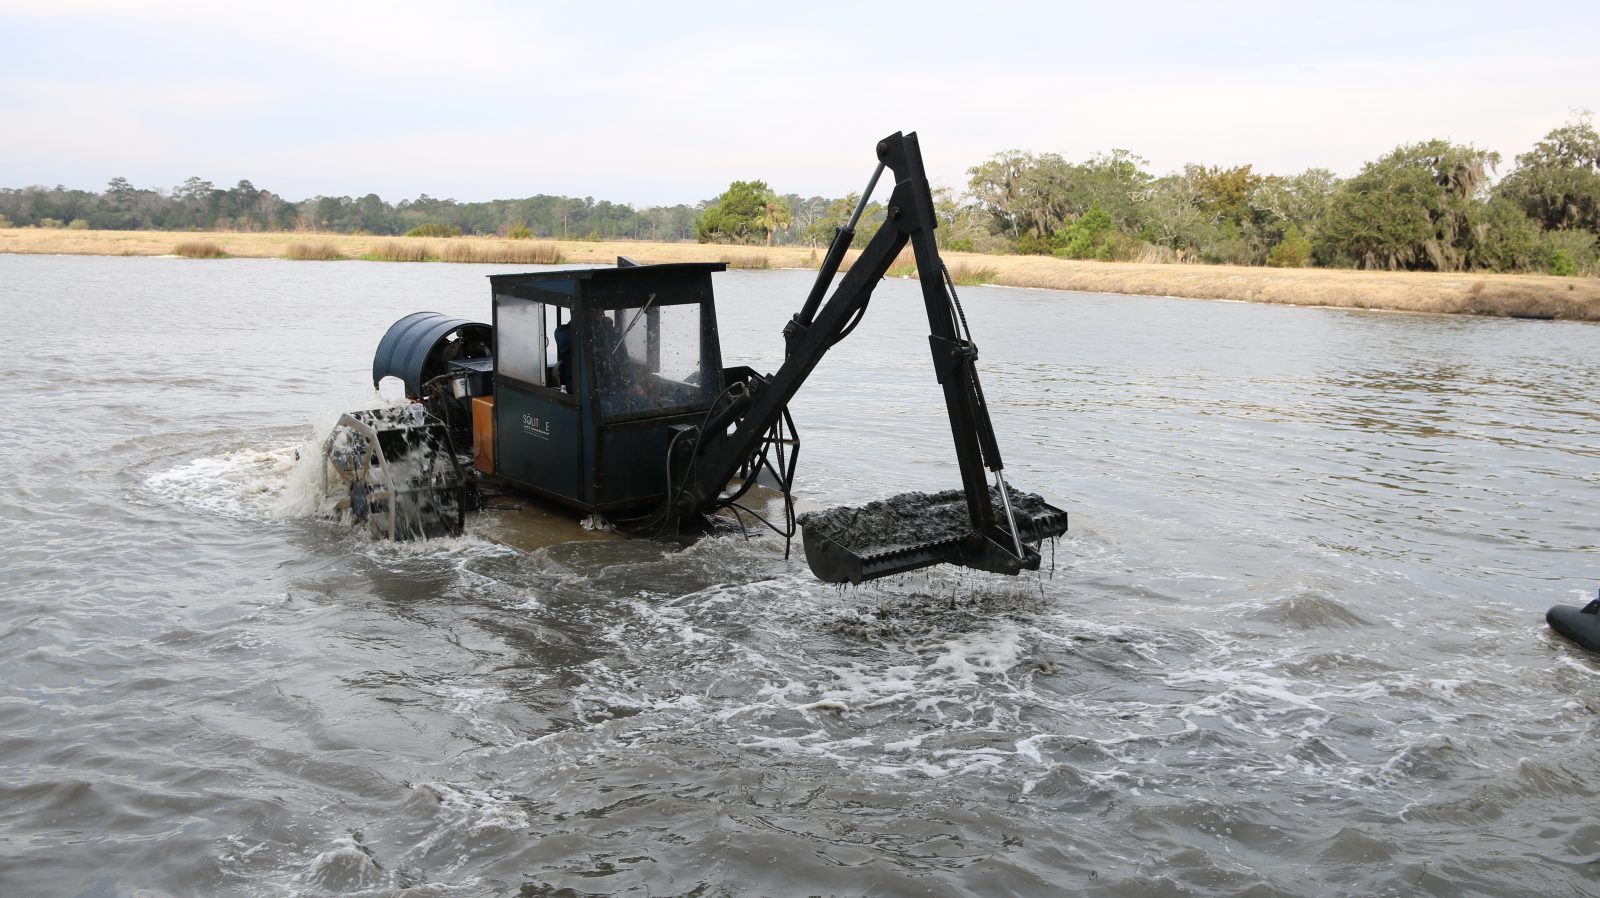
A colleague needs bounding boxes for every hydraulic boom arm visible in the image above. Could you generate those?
[676,131,1068,582]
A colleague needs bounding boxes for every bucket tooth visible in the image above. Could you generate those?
[798,486,1067,584]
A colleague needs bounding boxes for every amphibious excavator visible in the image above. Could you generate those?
[324,131,1068,583]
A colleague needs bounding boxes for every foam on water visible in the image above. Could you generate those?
[141,406,362,522]
[139,400,506,562]
[365,523,1581,891]
[144,447,303,518]
[420,527,1565,826]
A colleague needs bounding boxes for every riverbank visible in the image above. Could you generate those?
[4,227,1597,321]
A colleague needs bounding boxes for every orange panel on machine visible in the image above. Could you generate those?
[471,396,495,474]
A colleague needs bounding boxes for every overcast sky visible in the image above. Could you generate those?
[2,0,1596,206]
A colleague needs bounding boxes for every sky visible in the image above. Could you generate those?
[2,0,1597,207]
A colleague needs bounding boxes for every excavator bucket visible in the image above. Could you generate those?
[799,486,1068,584]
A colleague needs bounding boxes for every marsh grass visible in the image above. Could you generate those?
[284,241,344,261]
[435,242,476,263]
[6,228,1595,321]
[1134,244,1178,264]
[948,263,999,287]
[719,252,771,270]
[885,247,918,278]
[365,240,432,262]
[976,257,1600,320]
[797,247,861,272]
[437,241,563,264]
[173,240,226,259]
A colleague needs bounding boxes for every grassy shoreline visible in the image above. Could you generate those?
[4,227,1598,322]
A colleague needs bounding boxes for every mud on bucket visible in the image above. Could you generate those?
[798,486,1068,584]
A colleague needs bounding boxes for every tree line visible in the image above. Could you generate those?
[3,116,1596,275]
[696,116,1600,276]
[0,177,706,243]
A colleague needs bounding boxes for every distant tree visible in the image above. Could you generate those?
[1054,202,1115,260]
[546,196,586,239]
[118,183,167,230]
[171,176,218,230]
[1471,197,1545,272]
[106,177,133,201]
[1191,164,1263,224]
[967,150,1076,238]
[1496,113,1600,235]
[405,222,462,238]
[968,148,1150,249]
[253,189,292,230]
[1249,169,1338,237]
[784,195,829,246]
[92,177,135,229]
[695,180,774,244]
[640,204,697,242]
[353,193,389,234]
[1076,149,1152,233]
[174,176,214,201]
[1141,172,1215,260]
[932,187,993,252]
[312,196,346,231]
[755,191,793,246]
[1316,139,1499,270]
[800,192,885,249]
[1266,225,1312,267]
[803,194,852,246]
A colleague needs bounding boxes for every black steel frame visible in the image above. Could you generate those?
[679,131,1019,554]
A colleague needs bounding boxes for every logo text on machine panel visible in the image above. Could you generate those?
[522,414,551,440]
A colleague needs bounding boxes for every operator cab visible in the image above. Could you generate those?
[486,259,727,513]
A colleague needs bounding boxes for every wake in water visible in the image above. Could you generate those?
[144,445,306,519]
[141,402,406,525]
[139,402,547,567]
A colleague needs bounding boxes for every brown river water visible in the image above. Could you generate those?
[3,254,1600,897]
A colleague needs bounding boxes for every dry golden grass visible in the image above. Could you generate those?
[173,239,226,259]
[718,251,771,270]
[968,254,1600,321]
[284,241,344,261]
[948,263,999,287]
[366,240,431,262]
[436,241,563,265]
[492,242,563,265]
[4,228,1597,321]
[881,251,996,287]
[434,242,478,263]
[885,247,918,278]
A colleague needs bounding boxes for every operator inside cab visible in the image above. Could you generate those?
[553,318,572,390]
[590,309,666,415]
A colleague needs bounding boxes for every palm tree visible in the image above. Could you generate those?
[757,192,793,247]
